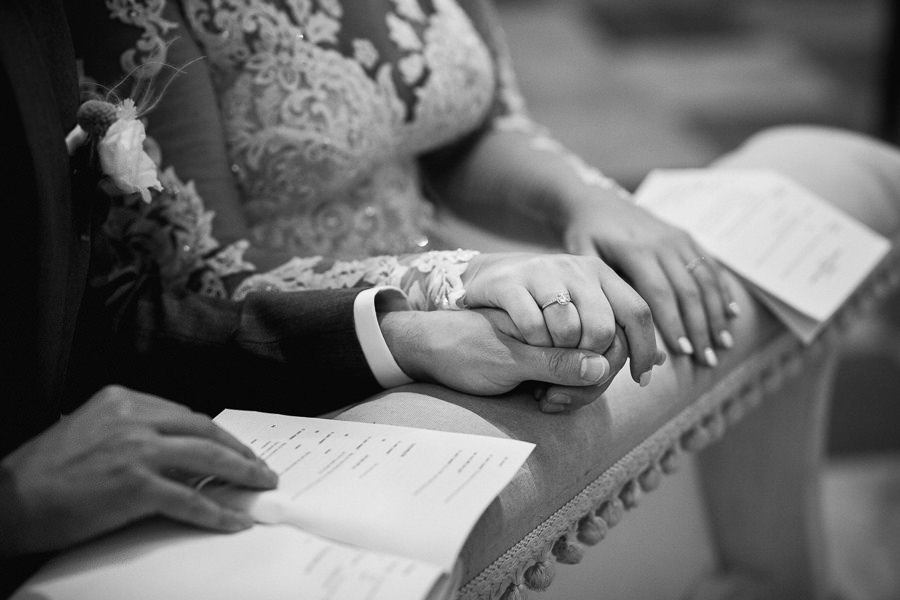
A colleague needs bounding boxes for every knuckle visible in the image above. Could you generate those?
[196,441,224,470]
[630,300,653,328]
[557,254,586,276]
[588,321,616,348]
[645,281,671,299]
[169,489,214,525]
[96,385,120,402]
[679,286,701,304]
[547,350,577,378]
[520,318,548,343]
[110,427,155,457]
[557,321,581,344]
[94,385,131,412]
[111,397,140,420]
[634,241,658,256]
[692,268,715,286]
[117,465,154,501]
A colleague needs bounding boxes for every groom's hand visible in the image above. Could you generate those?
[0,386,279,557]
[379,308,622,401]
[535,325,630,413]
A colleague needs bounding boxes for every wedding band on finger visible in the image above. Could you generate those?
[540,290,572,311]
[191,475,218,491]
[684,256,706,274]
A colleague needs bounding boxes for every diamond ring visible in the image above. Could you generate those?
[684,256,706,273]
[540,291,572,310]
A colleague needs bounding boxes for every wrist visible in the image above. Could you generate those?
[557,184,626,226]
[378,311,430,383]
[460,253,486,288]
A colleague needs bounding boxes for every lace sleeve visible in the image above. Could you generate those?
[105,159,477,310]
[460,0,631,200]
[76,0,479,312]
[232,248,478,310]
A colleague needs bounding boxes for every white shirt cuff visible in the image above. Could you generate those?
[353,286,414,389]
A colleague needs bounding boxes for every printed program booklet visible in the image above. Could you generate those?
[634,169,891,343]
[14,410,535,600]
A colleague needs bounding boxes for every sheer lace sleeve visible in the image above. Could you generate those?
[73,0,478,311]
[459,0,630,199]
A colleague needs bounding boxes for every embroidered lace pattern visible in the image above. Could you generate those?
[106,134,480,308]
[102,0,627,306]
[101,0,489,306]
[233,248,479,310]
[180,0,496,259]
[106,0,178,78]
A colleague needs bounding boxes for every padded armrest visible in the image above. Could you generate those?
[333,236,900,599]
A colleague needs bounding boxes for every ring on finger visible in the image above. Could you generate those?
[684,256,706,274]
[540,290,572,311]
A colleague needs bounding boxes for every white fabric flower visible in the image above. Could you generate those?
[98,107,162,203]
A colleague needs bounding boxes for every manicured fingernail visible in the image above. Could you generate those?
[719,330,734,349]
[655,350,668,366]
[678,337,694,355]
[727,302,741,317]
[541,402,566,414]
[704,347,719,367]
[639,370,652,387]
[581,356,609,382]
[549,393,571,405]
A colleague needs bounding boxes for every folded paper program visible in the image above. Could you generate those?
[15,412,534,600]
[635,169,891,343]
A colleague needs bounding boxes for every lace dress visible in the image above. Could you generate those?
[93,0,625,309]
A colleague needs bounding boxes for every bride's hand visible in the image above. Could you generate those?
[534,324,631,413]
[461,252,664,385]
[563,194,738,366]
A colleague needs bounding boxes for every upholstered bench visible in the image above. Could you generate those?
[333,127,900,600]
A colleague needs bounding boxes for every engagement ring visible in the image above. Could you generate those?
[684,256,706,273]
[540,290,572,310]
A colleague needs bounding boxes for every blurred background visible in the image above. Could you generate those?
[493,1,899,599]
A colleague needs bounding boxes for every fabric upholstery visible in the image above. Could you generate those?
[335,126,900,596]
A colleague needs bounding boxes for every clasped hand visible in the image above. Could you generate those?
[564,195,739,367]
[0,386,277,556]
[384,252,666,414]
[462,252,666,381]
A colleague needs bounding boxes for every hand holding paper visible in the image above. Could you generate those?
[634,169,891,342]
[14,411,534,600]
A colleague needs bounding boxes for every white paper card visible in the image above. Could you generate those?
[634,169,890,342]
[15,522,445,600]
[14,412,532,600]
[210,410,535,573]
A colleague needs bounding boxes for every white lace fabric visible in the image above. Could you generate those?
[181,0,496,259]
[96,0,628,309]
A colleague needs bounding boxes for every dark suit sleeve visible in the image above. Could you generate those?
[63,182,382,414]
[66,274,381,417]
[60,2,383,415]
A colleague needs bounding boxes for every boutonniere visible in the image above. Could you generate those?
[68,98,163,203]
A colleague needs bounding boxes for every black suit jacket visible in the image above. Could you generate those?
[1,2,381,587]
[1,0,384,454]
